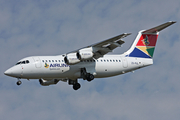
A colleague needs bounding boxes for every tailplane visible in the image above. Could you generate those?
[125,21,176,58]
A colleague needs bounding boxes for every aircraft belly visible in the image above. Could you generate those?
[95,62,123,78]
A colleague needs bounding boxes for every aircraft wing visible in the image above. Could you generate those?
[67,33,131,57]
[91,33,131,58]
[64,33,131,65]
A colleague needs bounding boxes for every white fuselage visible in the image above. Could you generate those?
[5,54,153,80]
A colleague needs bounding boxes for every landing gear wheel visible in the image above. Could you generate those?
[16,81,22,86]
[73,83,81,90]
[86,73,94,82]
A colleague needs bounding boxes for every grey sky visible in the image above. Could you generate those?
[1,0,180,120]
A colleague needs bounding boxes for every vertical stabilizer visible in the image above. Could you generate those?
[125,21,176,58]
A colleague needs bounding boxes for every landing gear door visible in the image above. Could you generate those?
[86,62,96,75]
[33,57,42,68]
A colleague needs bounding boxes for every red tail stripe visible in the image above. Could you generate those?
[136,34,158,46]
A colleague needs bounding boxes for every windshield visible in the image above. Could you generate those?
[15,60,30,65]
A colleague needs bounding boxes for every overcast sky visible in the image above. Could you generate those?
[0,0,180,120]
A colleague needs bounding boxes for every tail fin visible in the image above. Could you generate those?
[128,31,159,58]
[126,21,176,58]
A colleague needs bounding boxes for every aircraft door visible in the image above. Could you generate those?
[121,57,128,68]
[33,57,42,68]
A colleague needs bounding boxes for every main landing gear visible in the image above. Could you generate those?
[68,79,81,90]
[68,68,95,90]
[73,83,81,90]
[81,68,94,82]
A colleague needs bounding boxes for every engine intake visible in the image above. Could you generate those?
[77,51,93,60]
[64,53,80,65]
[39,79,59,86]
[76,47,94,60]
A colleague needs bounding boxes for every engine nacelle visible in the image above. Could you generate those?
[76,47,94,60]
[39,79,59,86]
[64,53,80,65]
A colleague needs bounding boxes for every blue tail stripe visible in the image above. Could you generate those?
[129,48,151,58]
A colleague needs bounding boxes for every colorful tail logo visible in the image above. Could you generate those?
[129,34,158,58]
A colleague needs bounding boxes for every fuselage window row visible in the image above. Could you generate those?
[42,60,64,63]
[41,59,121,63]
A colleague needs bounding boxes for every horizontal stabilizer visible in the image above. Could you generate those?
[143,21,176,34]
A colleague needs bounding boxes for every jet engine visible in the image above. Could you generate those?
[64,53,80,65]
[39,79,59,86]
[76,47,94,60]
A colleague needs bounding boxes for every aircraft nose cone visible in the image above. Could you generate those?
[4,66,22,78]
[4,68,13,76]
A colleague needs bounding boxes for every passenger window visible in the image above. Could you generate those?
[59,60,61,62]
[97,60,98,62]
[101,60,103,62]
[22,61,25,64]
[116,60,118,62]
[46,60,48,62]
[104,60,106,62]
[110,60,112,62]
[62,60,64,62]
[119,60,121,62]
[113,60,115,62]
[55,60,57,62]
[42,60,44,62]
[49,60,51,62]
[107,60,109,62]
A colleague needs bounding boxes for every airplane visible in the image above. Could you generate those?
[4,21,176,90]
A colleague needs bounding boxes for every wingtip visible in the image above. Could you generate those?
[125,33,132,35]
[169,21,176,24]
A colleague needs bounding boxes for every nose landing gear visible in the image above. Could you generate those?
[16,78,22,86]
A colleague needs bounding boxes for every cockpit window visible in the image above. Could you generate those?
[26,60,29,63]
[16,62,21,65]
[15,60,30,65]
